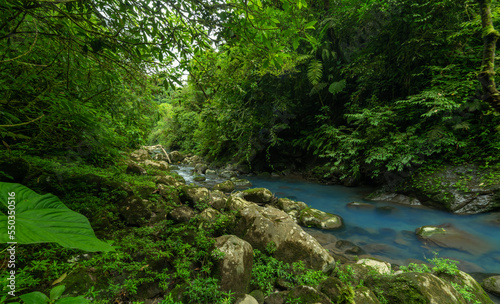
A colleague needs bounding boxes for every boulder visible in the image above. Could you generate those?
[236,188,274,204]
[214,180,235,192]
[168,206,195,223]
[156,175,183,188]
[318,277,346,303]
[205,169,217,175]
[209,190,227,210]
[482,275,500,297]
[264,292,288,304]
[214,235,254,294]
[199,207,220,223]
[130,149,150,161]
[193,175,206,182]
[353,286,380,304]
[234,295,259,304]
[397,164,500,214]
[126,163,146,175]
[234,204,335,272]
[276,198,308,213]
[415,224,492,255]
[286,286,331,304]
[183,154,202,165]
[118,196,152,226]
[194,163,208,174]
[393,272,465,304]
[368,192,422,206]
[168,151,184,162]
[356,258,391,275]
[227,196,255,211]
[249,290,264,304]
[231,177,253,188]
[298,208,343,230]
[181,186,210,205]
[436,270,494,304]
[142,159,169,171]
[219,170,238,179]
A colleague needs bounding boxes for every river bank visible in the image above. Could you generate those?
[1,146,499,303]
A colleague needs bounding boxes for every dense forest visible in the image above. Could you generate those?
[1,0,500,303]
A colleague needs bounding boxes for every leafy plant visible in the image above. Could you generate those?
[184,277,233,304]
[451,282,481,304]
[251,249,327,296]
[399,263,431,274]
[17,285,89,304]
[426,252,459,275]
[0,182,112,252]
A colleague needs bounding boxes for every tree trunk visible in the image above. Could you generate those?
[477,0,500,112]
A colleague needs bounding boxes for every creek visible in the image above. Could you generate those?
[174,166,500,275]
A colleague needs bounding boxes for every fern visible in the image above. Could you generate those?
[307,59,323,86]
[329,79,346,95]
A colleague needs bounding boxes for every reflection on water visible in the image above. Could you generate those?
[245,175,500,274]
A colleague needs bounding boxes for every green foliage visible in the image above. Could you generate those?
[307,60,323,86]
[426,252,459,275]
[335,262,356,287]
[398,252,460,276]
[0,182,112,252]
[451,282,481,304]
[184,277,233,304]
[250,249,327,296]
[18,285,89,304]
[399,263,431,274]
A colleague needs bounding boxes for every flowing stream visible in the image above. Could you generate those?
[174,166,500,275]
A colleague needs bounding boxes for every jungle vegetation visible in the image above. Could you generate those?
[1,0,499,183]
[1,1,500,303]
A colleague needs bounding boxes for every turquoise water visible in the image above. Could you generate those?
[245,175,500,275]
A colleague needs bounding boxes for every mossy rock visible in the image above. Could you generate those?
[318,277,345,303]
[156,175,183,187]
[126,162,146,175]
[193,175,206,181]
[240,188,274,204]
[117,195,152,226]
[299,207,343,230]
[249,290,265,304]
[354,286,380,303]
[231,177,253,188]
[437,271,494,304]
[286,285,331,304]
[276,198,308,213]
[210,190,228,210]
[264,291,288,304]
[381,272,465,304]
[180,185,210,204]
[214,180,235,192]
[482,275,500,297]
[63,268,105,298]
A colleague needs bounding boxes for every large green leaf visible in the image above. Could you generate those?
[0,182,113,252]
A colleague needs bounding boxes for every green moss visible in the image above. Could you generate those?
[371,276,426,304]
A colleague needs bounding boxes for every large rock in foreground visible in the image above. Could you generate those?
[393,272,465,304]
[214,235,254,294]
[232,201,335,272]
